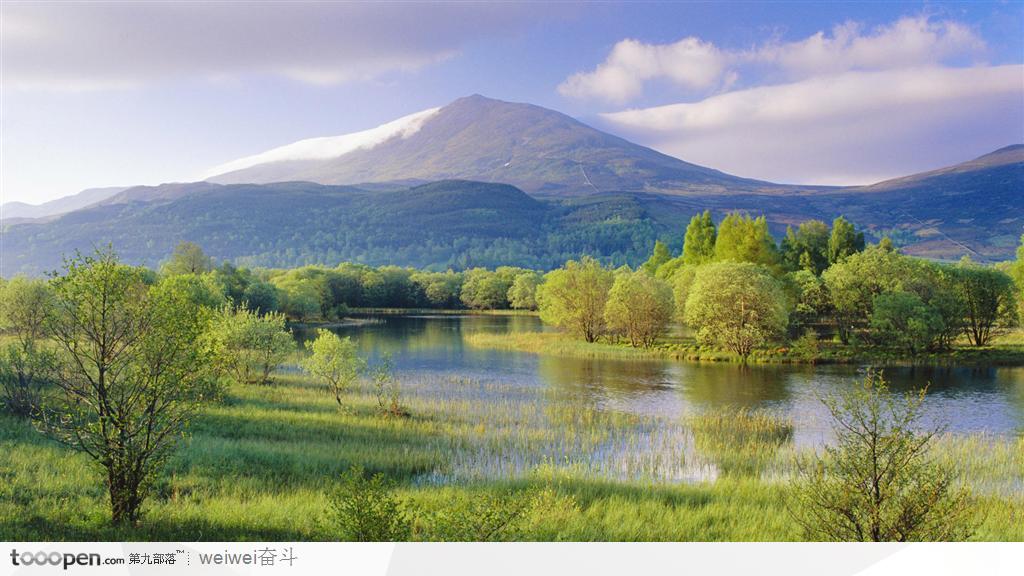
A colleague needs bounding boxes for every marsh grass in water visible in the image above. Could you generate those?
[0,360,1021,541]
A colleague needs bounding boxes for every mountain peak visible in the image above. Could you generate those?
[207,95,775,195]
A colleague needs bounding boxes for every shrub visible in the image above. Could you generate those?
[371,355,409,418]
[207,306,294,386]
[789,370,975,541]
[328,465,412,541]
[603,270,674,348]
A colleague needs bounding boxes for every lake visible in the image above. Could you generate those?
[293,314,1024,483]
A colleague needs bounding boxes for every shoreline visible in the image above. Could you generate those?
[464,331,1024,367]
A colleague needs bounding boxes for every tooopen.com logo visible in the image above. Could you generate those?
[10,549,125,570]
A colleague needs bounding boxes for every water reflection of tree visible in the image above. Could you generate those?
[678,364,793,410]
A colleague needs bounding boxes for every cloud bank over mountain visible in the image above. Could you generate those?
[562,16,1023,184]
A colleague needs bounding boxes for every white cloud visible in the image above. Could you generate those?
[558,37,729,103]
[200,107,441,179]
[600,65,1024,185]
[560,16,987,103]
[0,3,547,91]
[754,17,986,78]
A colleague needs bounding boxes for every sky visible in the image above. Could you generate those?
[2,1,1023,205]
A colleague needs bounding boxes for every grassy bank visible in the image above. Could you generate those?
[348,308,539,317]
[465,330,1024,366]
[1,363,1021,541]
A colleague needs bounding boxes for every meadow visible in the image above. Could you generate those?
[2,358,1021,541]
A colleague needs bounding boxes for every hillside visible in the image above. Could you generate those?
[3,150,1020,276]
[207,95,802,196]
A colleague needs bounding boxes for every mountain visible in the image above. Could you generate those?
[1,186,128,220]
[206,94,807,196]
[2,142,1020,276]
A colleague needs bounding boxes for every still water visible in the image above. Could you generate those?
[293,314,1024,451]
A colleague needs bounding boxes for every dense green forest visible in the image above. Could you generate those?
[124,211,1024,362]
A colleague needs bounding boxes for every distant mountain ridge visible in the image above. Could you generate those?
[208,94,809,196]
[1,94,1020,274]
[1,186,127,220]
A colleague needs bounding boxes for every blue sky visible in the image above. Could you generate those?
[2,1,1022,204]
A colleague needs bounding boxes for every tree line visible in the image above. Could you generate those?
[536,212,1023,358]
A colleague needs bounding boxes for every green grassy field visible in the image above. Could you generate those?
[465,329,1024,366]
[1,366,1021,541]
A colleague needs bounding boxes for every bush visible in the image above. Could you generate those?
[426,490,533,541]
[790,328,820,363]
[789,371,975,541]
[207,306,294,386]
[371,355,409,418]
[328,465,412,541]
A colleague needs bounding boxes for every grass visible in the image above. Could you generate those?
[0,364,1021,541]
[465,329,1024,366]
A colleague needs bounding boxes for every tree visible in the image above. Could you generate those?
[507,271,542,310]
[787,269,832,331]
[161,241,213,276]
[603,270,674,348]
[870,292,944,354]
[0,277,57,417]
[303,329,365,409]
[1013,234,1024,323]
[461,268,514,310]
[411,270,463,309]
[156,273,226,309]
[781,220,830,274]
[654,256,686,280]
[827,216,865,265]
[790,371,973,541]
[208,306,294,386]
[713,213,779,268]
[682,211,716,266]
[946,262,1016,346]
[640,240,672,275]
[40,249,214,524]
[822,246,919,344]
[536,257,615,342]
[684,262,789,359]
[671,265,699,323]
[242,281,280,315]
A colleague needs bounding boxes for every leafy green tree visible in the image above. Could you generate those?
[0,277,57,417]
[208,306,294,386]
[536,257,615,342]
[329,465,412,541]
[713,213,779,268]
[156,273,227,309]
[303,329,365,409]
[654,256,686,280]
[242,281,280,315]
[162,241,213,276]
[41,249,214,525]
[682,210,717,266]
[273,275,323,320]
[603,270,674,348]
[870,292,945,354]
[411,270,463,308]
[460,268,514,310]
[827,216,865,265]
[684,262,789,359]
[507,271,542,310]
[790,371,973,541]
[671,265,699,323]
[822,246,919,344]
[787,269,832,331]
[1007,234,1024,324]
[640,240,672,275]
[946,261,1016,346]
[781,220,830,274]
